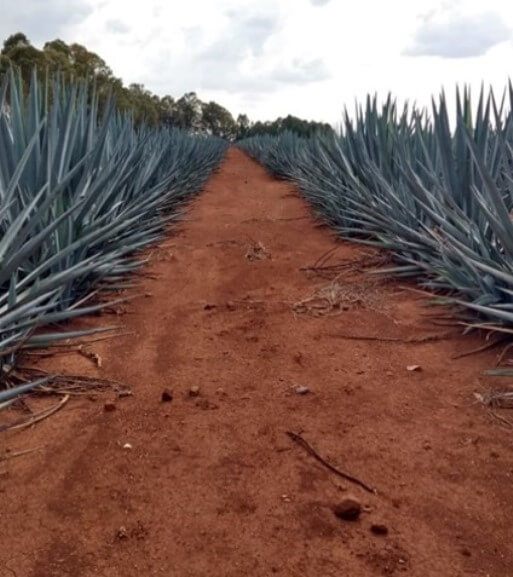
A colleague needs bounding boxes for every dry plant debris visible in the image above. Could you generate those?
[293,278,385,317]
[245,241,270,261]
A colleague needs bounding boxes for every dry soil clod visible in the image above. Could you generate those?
[370,523,389,536]
[332,497,362,521]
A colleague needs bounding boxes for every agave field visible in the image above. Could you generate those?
[4,73,513,401]
[0,71,227,400]
[239,88,513,336]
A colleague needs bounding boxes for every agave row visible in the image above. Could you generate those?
[239,87,513,330]
[0,70,227,394]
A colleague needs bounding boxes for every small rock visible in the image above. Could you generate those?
[189,386,200,397]
[295,385,310,396]
[216,387,227,396]
[123,443,133,450]
[423,441,432,451]
[226,301,236,311]
[460,547,472,557]
[116,526,129,540]
[204,303,217,310]
[118,390,133,398]
[332,497,362,521]
[370,523,389,536]
[407,365,421,372]
[161,389,173,403]
[104,402,116,412]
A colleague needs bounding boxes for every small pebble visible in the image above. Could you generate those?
[407,365,421,372]
[104,402,116,412]
[116,526,129,540]
[216,387,227,396]
[161,389,173,403]
[123,443,133,450]
[189,386,200,397]
[370,523,389,536]
[295,385,310,395]
[332,497,362,521]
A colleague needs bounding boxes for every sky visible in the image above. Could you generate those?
[1,0,513,124]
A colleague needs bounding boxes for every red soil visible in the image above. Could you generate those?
[1,149,512,577]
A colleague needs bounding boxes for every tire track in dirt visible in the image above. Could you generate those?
[1,149,512,577]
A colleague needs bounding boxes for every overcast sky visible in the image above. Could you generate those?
[1,0,513,123]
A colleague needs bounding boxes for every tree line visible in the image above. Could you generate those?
[0,32,333,141]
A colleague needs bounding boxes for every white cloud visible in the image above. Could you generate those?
[2,0,513,123]
[0,0,91,44]
[405,6,512,58]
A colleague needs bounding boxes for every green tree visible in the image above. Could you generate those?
[236,114,252,140]
[202,101,237,140]
[0,33,47,84]
[173,92,203,130]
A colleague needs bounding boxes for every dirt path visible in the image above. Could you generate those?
[1,149,512,577]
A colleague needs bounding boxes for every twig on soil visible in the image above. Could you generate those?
[452,337,507,360]
[312,246,340,269]
[301,251,391,280]
[474,390,513,409]
[0,445,43,462]
[496,342,513,367]
[1,395,70,432]
[328,332,454,344]
[24,331,134,356]
[285,431,376,494]
[487,409,513,429]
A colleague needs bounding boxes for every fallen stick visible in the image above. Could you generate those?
[286,431,376,494]
[452,337,506,360]
[496,342,513,367]
[328,332,454,344]
[6,395,70,432]
[0,445,43,462]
